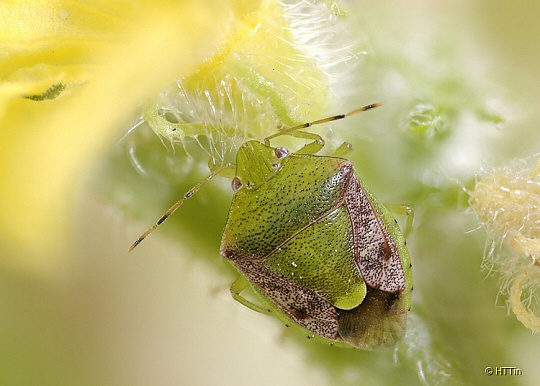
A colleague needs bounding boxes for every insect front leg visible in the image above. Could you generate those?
[284,130,325,155]
[207,159,236,178]
[328,142,353,158]
[271,131,352,158]
[230,276,271,314]
[384,203,414,238]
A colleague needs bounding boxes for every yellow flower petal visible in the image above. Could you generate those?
[0,0,261,273]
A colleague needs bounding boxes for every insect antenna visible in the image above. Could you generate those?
[128,163,233,252]
[264,103,381,144]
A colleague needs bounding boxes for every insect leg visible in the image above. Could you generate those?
[384,203,414,239]
[208,158,236,178]
[230,276,271,314]
[284,130,325,155]
[292,137,352,157]
[328,142,353,158]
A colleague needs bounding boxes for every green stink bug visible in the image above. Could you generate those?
[129,104,413,349]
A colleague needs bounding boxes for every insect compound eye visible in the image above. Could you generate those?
[274,147,290,159]
[231,177,243,191]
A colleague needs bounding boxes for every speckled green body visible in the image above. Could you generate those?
[220,141,412,349]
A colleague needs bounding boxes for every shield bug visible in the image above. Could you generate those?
[129,104,413,349]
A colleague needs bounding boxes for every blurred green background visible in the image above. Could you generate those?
[2,1,540,385]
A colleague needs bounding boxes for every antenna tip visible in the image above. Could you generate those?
[366,103,382,110]
[346,103,383,117]
[128,238,142,252]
